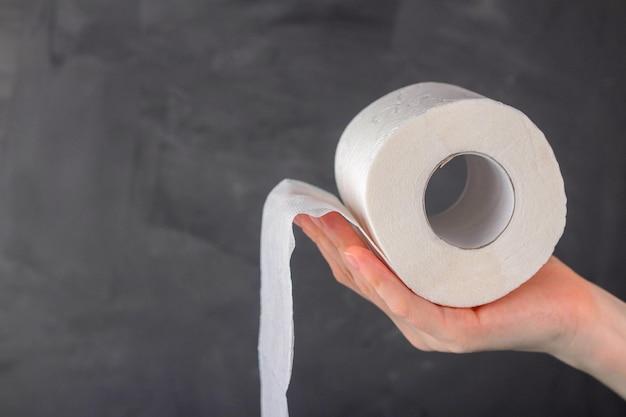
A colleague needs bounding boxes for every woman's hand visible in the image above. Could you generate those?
[294,212,626,398]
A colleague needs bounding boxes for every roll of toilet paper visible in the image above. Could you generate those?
[259,82,566,417]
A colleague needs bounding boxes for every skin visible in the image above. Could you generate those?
[293,212,626,399]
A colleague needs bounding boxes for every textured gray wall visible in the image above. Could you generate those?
[0,0,624,416]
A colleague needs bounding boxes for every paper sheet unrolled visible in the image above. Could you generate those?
[259,82,566,417]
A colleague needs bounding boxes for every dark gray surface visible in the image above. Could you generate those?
[0,0,624,416]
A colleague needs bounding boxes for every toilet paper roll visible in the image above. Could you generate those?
[259,82,566,417]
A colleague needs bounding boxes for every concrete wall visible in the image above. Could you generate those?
[0,1,624,415]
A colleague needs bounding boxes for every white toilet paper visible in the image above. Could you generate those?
[259,82,566,417]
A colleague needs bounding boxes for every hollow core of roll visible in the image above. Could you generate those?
[425,153,515,249]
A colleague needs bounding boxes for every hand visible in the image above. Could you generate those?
[294,212,587,354]
[294,212,626,398]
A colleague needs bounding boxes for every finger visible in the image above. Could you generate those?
[341,246,430,330]
[299,213,370,291]
[296,214,363,294]
[302,219,473,353]
[338,262,442,352]
[297,212,370,283]
[317,239,361,294]
[300,215,480,352]
[342,249,394,312]
[316,212,369,251]
[313,212,377,295]
[344,246,447,337]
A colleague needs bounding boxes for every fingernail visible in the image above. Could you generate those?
[311,216,324,229]
[344,251,360,271]
[293,215,303,227]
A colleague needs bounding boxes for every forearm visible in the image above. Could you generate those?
[555,282,626,399]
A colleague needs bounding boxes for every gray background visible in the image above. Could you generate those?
[0,0,625,416]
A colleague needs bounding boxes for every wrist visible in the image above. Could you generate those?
[553,281,626,399]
